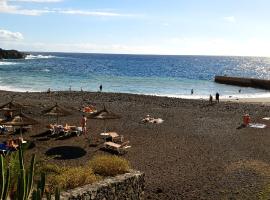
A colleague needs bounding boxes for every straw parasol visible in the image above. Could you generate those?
[0,112,38,138]
[42,103,72,124]
[88,106,121,133]
[0,101,24,111]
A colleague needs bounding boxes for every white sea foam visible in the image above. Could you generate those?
[41,68,50,72]
[25,54,56,60]
[0,85,38,92]
[0,61,18,65]
[145,91,270,100]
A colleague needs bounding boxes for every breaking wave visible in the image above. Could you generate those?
[0,61,18,65]
[25,54,57,60]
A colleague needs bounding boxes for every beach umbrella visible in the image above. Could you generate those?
[42,103,72,124]
[0,112,38,138]
[88,106,121,133]
[0,101,24,111]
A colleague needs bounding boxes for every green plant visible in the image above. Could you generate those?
[89,155,130,176]
[0,155,10,200]
[48,166,98,190]
[0,147,61,200]
[38,163,62,175]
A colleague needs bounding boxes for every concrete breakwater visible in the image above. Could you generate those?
[215,76,270,90]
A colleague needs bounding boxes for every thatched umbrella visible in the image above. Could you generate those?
[0,101,24,111]
[88,106,121,133]
[0,112,38,138]
[42,103,72,124]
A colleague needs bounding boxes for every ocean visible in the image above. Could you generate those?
[1,52,270,99]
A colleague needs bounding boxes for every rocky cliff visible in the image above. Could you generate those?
[0,48,26,59]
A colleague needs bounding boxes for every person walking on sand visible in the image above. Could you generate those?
[99,84,102,92]
[209,94,213,104]
[215,92,220,103]
[81,114,87,135]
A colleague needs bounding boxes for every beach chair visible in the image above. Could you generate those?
[103,141,131,154]
[0,125,8,134]
[71,127,82,136]
[0,143,9,156]
[107,132,124,142]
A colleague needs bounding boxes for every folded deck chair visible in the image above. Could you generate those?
[107,132,124,142]
[103,141,131,154]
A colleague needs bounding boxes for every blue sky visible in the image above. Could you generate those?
[0,0,270,56]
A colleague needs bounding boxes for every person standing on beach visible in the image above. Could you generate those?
[81,114,87,135]
[215,92,220,103]
[209,95,213,104]
[99,84,102,92]
[191,89,194,95]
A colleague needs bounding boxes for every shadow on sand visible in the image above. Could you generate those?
[31,131,51,138]
[45,146,86,160]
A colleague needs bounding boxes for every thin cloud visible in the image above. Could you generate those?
[57,9,133,17]
[223,16,236,23]
[0,0,52,15]
[0,0,138,17]
[9,0,63,2]
[0,29,24,41]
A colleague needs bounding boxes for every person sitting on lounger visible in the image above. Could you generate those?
[6,139,19,150]
[4,111,12,120]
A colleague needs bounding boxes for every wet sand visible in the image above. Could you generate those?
[1,90,270,199]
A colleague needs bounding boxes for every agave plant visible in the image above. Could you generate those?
[0,147,60,200]
[0,154,10,200]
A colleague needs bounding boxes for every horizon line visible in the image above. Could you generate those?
[19,50,270,58]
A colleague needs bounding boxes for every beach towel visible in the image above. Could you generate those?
[142,115,164,124]
[152,118,164,124]
[263,117,270,120]
[248,123,267,129]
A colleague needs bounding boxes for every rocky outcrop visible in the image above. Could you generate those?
[215,75,270,90]
[0,48,26,59]
[59,170,145,200]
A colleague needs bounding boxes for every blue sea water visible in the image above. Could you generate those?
[1,52,270,99]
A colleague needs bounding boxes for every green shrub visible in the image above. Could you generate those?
[89,155,130,176]
[48,166,98,190]
[38,163,62,175]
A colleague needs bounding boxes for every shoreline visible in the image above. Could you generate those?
[1,89,270,104]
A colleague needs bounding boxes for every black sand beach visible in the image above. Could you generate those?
[1,90,270,199]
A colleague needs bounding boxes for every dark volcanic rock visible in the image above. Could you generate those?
[0,48,26,59]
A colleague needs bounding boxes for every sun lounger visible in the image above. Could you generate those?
[103,141,131,154]
[100,132,124,142]
[68,126,82,136]
[47,124,64,135]
[0,125,13,134]
[248,123,267,129]
[0,143,9,156]
[107,132,124,142]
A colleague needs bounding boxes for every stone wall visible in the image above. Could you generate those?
[59,170,145,200]
[215,75,270,90]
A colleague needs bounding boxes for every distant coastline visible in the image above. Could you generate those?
[0,48,26,59]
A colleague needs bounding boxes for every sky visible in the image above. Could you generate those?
[1,0,270,56]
